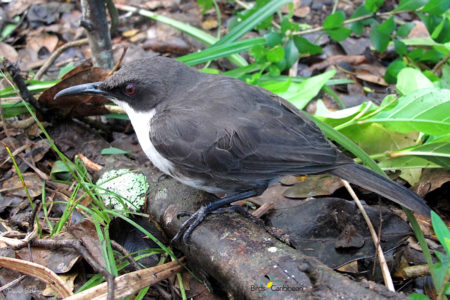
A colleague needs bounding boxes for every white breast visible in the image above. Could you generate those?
[119,103,174,175]
[118,102,217,193]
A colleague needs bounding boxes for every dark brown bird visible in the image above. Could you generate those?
[55,56,431,242]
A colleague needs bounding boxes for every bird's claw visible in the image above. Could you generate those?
[172,206,208,244]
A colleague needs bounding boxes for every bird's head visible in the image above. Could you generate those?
[54,56,195,112]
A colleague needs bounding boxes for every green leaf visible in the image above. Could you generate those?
[441,63,450,89]
[1,102,31,118]
[394,142,450,169]
[397,68,434,95]
[197,0,213,13]
[101,147,130,155]
[58,62,75,78]
[394,39,408,55]
[397,23,416,37]
[394,0,429,12]
[178,37,266,66]
[350,5,374,34]
[365,0,385,12]
[422,0,450,15]
[266,45,285,63]
[378,156,440,170]
[0,80,59,97]
[50,160,74,180]
[293,36,322,55]
[117,5,247,67]
[280,39,299,69]
[265,31,284,47]
[214,0,292,46]
[370,23,390,53]
[341,123,418,155]
[408,48,443,63]
[324,11,346,29]
[283,70,336,109]
[310,116,385,175]
[408,293,431,300]
[378,16,396,35]
[361,88,450,135]
[431,211,450,255]
[327,27,352,42]
[0,23,18,41]
[385,59,407,84]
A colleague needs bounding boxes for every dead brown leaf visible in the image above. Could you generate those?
[0,172,43,198]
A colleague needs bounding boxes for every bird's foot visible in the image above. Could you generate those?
[171,191,257,244]
[172,206,209,244]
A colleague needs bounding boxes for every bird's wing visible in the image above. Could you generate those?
[150,77,345,179]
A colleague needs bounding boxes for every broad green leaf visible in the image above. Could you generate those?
[293,36,322,55]
[370,23,390,53]
[378,156,440,170]
[408,293,431,300]
[101,147,130,155]
[396,68,434,95]
[365,0,385,12]
[430,253,449,292]
[385,59,407,84]
[310,116,385,175]
[51,160,75,180]
[442,63,450,89]
[265,31,284,47]
[423,0,450,15]
[378,16,396,35]
[408,48,443,63]
[280,39,299,69]
[327,27,352,42]
[316,101,378,127]
[393,141,450,169]
[361,88,450,135]
[197,0,213,13]
[394,39,408,55]
[214,0,291,46]
[350,5,373,34]
[341,123,418,155]
[397,23,416,37]
[258,78,291,94]
[393,0,429,12]
[431,211,450,255]
[324,11,345,29]
[282,70,336,109]
[266,45,285,63]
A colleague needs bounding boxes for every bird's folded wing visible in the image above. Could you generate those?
[150,79,346,178]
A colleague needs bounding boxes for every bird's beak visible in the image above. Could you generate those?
[54,82,109,99]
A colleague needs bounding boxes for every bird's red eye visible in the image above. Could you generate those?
[124,84,136,95]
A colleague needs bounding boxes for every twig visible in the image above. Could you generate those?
[332,0,339,14]
[34,38,89,80]
[111,240,142,271]
[1,59,48,117]
[341,179,395,292]
[431,54,450,75]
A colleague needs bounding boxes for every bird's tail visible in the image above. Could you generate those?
[330,163,431,217]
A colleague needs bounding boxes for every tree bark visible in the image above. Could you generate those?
[80,0,114,69]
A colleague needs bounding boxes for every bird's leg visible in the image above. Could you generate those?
[172,190,257,244]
